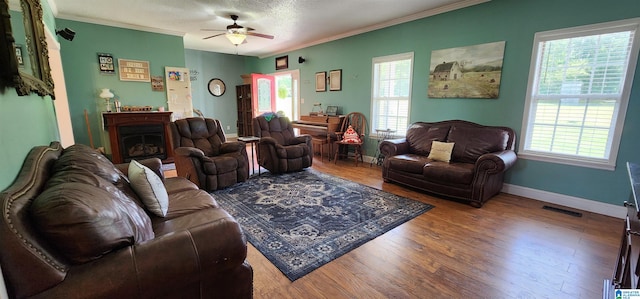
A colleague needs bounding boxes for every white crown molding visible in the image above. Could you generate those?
[54,14,186,37]
[501,183,626,219]
[258,0,491,58]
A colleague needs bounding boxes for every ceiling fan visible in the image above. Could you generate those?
[202,15,274,45]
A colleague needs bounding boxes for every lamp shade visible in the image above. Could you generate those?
[99,88,114,99]
[225,33,246,45]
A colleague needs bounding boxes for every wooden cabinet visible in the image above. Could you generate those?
[236,84,254,137]
[604,162,640,298]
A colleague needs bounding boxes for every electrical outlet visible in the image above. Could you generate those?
[226,125,230,130]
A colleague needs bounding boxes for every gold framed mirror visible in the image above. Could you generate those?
[0,0,55,98]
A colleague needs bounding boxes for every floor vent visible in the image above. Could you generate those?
[542,205,583,217]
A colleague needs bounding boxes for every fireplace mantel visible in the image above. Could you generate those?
[103,112,174,164]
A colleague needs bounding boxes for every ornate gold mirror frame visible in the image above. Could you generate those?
[0,0,55,98]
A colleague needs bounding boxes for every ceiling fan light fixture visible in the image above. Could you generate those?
[226,33,246,45]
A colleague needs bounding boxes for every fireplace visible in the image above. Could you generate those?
[103,112,173,164]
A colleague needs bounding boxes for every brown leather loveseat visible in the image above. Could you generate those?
[0,142,252,298]
[380,120,517,207]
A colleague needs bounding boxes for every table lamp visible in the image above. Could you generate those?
[99,88,114,112]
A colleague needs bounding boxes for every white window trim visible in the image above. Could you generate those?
[518,18,640,171]
[370,52,414,138]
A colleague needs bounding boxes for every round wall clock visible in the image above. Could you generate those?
[208,78,226,97]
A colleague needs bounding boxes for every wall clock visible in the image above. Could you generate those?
[208,78,226,97]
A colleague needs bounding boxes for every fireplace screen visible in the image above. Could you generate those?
[119,124,167,162]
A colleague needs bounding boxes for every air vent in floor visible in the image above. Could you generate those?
[542,205,583,217]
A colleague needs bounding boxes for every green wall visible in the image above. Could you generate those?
[185,49,252,135]
[247,0,640,205]
[0,1,59,191]
[55,19,185,151]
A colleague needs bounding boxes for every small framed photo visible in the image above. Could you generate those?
[329,69,342,91]
[315,71,326,92]
[275,55,288,70]
[15,45,23,66]
[98,53,115,74]
[325,105,338,116]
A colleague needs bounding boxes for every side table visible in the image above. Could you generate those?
[370,129,396,167]
[238,136,260,175]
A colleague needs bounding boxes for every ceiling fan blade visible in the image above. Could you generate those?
[203,33,226,40]
[246,32,274,39]
[201,29,226,32]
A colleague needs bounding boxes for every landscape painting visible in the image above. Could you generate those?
[428,41,506,99]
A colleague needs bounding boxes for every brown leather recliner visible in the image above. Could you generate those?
[253,114,313,174]
[170,117,249,191]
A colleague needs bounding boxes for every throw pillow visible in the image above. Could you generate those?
[128,160,169,217]
[342,125,361,143]
[428,141,455,163]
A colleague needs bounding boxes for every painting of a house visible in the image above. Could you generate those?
[428,41,506,99]
[433,61,463,81]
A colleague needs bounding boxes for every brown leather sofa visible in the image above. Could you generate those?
[0,142,253,299]
[170,117,249,191]
[380,120,517,207]
[253,114,313,174]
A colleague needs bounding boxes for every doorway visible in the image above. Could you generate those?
[272,70,300,121]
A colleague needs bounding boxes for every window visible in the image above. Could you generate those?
[371,52,414,137]
[519,18,640,170]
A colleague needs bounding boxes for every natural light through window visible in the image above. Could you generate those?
[371,52,414,137]
[519,18,640,170]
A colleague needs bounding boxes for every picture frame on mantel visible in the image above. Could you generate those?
[275,55,288,70]
[329,69,342,91]
[315,71,327,92]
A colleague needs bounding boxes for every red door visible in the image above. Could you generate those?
[251,73,276,117]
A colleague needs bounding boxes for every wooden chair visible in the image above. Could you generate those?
[334,112,368,166]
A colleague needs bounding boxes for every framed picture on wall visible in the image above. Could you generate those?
[275,55,288,70]
[15,45,23,66]
[98,53,115,74]
[329,69,342,91]
[315,71,326,92]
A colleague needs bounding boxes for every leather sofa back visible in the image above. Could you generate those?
[406,120,516,163]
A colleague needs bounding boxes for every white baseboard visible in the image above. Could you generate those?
[501,183,626,219]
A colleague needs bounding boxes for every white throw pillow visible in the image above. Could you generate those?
[427,141,455,163]
[128,160,169,217]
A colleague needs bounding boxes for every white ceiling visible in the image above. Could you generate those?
[50,0,488,58]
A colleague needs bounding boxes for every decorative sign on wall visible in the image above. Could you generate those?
[151,76,164,91]
[118,58,151,82]
[98,53,114,74]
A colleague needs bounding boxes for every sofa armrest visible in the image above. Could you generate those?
[32,209,248,299]
[291,134,312,145]
[115,157,164,181]
[220,141,246,154]
[475,150,517,174]
[379,138,409,157]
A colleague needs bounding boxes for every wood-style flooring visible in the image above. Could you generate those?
[167,153,623,298]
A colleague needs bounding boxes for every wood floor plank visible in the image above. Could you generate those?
[167,153,623,298]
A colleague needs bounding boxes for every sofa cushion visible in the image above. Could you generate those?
[406,124,450,155]
[387,154,432,174]
[447,125,509,163]
[162,189,219,220]
[31,181,155,264]
[129,160,169,217]
[427,141,454,163]
[53,144,127,185]
[423,162,475,185]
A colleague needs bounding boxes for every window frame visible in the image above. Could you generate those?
[370,52,414,138]
[519,18,640,171]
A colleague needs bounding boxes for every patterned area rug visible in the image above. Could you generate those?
[213,169,434,281]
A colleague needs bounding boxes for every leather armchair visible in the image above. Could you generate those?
[170,118,249,191]
[253,114,313,174]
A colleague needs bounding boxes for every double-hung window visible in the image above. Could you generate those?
[371,52,414,137]
[519,18,640,170]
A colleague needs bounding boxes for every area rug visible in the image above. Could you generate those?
[212,169,434,281]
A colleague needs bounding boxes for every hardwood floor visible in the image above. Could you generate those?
[168,155,623,298]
